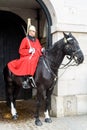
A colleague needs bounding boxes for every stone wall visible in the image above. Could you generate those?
[43,0,87,116]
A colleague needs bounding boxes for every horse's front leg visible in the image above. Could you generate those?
[35,90,43,126]
[44,89,53,123]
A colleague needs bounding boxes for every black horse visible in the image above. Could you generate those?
[3,32,84,126]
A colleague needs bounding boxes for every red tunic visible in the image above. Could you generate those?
[8,37,42,76]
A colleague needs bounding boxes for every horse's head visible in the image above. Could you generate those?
[63,32,84,65]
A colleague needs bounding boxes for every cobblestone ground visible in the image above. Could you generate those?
[0,100,87,130]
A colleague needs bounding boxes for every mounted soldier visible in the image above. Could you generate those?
[4,32,84,125]
[8,25,44,88]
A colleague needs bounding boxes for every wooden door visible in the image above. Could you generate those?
[0,14,32,100]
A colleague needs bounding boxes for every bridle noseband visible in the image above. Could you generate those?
[72,49,81,56]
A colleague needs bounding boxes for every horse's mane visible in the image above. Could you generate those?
[46,38,64,53]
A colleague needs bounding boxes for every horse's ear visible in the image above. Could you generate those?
[63,32,66,37]
[63,32,68,38]
[69,32,72,36]
[63,32,68,43]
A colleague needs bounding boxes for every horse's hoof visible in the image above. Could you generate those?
[45,118,52,123]
[35,119,43,126]
[12,115,18,120]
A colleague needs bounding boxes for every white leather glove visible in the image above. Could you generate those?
[41,47,45,53]
[29,48,35,53]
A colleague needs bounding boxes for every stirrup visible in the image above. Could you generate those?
[29,76,37,88]
[22,81,31,89]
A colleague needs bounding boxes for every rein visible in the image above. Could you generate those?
[58,48,81,79]
[42,47,80,78]
[43,48,81,81]
[60,48,81,69]
[59,57,72,69]
[43,57,57,78]
[42,37,82,87]
[43,57,58,91]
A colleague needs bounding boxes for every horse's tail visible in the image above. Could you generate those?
[3,65,9,82]
[3,65,11,107]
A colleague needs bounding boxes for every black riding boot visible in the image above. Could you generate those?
[28,76,37,88]
[22,76,36,89]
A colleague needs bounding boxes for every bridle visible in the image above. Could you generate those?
[60,48,81,70]
[60,37,81,69]
[42,36,81,81]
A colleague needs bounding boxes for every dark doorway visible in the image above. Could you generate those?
[0,1,52,101]
[0,11,31,100]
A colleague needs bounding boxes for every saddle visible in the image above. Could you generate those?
[8,67,36,89]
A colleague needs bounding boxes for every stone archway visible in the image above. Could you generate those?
[0,1,58,110]
[36,0,58,48]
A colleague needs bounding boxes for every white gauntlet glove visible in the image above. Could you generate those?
[41,47,45,53]
[29,48,35,53]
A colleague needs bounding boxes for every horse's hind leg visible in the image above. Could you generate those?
[44,89,53,123]
[11,85,21,120]
[6,83,18,120]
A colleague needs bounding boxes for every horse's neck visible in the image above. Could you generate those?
[46,40,65,69]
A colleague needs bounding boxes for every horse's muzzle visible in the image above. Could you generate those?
[74,52,84,65]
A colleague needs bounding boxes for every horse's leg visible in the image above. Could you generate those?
[11,101,18,120]
[11,86,21,119]
[44,89,53,123]
[35,88,43,126]
[6,83,18,120]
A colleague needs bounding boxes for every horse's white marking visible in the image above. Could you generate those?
[11,102,17,116]
[44,110,50,119]
[67,37,73,41]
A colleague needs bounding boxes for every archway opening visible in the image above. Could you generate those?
[0,11,27,100]
[0,0,52,100]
